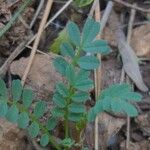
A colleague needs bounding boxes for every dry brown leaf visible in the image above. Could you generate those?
[131,24,150,58]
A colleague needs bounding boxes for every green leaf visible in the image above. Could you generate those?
[53,92,66,108]
[68,113,83,122]
[65,65,76,85]
[40,134,49,147]
[87,108,96,122]
[0,79,7,100]
[46,117,57,130]
[56,82,69,97]
[100,83,131,100]
[100,97,111,111]
[76,69,90,81]
[18,112,30,129]
[67,21,81,46]
[120,100,138,117]
[6,105,19,123]
[51,107,65,117]
[0,101,8,117]
[75,0,93,7]
[72,91,90,102]
[83,40,110,54]
[22,89,34,108]
[28,122,40,138]
[60,42,75,58]
[75,78,93,91]
[49,28,69,54]
[111,100,122,113]
[34,101,46,118]
[82,18,100,45]
[69,103,85,113]
[78,56,100,70]
[125,92,142,102]
[60,138,75,148]
[12,80,22,101]
[53,57,69,76]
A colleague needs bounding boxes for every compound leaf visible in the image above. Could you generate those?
[40,134,49,147]
[12,80,22,101]
[22,89,34,108]
[82,18,100,46]
[78,56,100,70]
[60,42,75,58]
[67,21,81,46]
[28,122,40,138]
[53,57,69,76]
[34,101,46,118]
[6,105,19,123]
[18,112,30,129]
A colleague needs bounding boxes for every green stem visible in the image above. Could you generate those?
[64,110,69,138]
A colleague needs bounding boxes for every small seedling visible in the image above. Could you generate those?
[0,18,141,150]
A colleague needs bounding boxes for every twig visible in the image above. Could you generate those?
[94,1,101,150]
[89,0,99,17]
[100,1,114,34]
[26,0,73,46]
[30,0,45,29]
[113,0,150,13]
[0,0,32,38]
[127,4,136,43]
[0,35,32,78]
[112,21,150,31]
[21,0,53,86]
[126,4,136,149]
[19,15,30,29]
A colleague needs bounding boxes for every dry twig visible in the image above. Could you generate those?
[113,0,150,13]
[126,4,136,149]
[26,0,73,47]
[94,2,101,150]
[30,0,45,29]
[21,0,53,86]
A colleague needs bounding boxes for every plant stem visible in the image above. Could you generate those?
[64,109,69,138]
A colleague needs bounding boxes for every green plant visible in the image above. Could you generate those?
[0,18,141,150]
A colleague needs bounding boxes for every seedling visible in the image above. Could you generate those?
[0,18,141,150]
